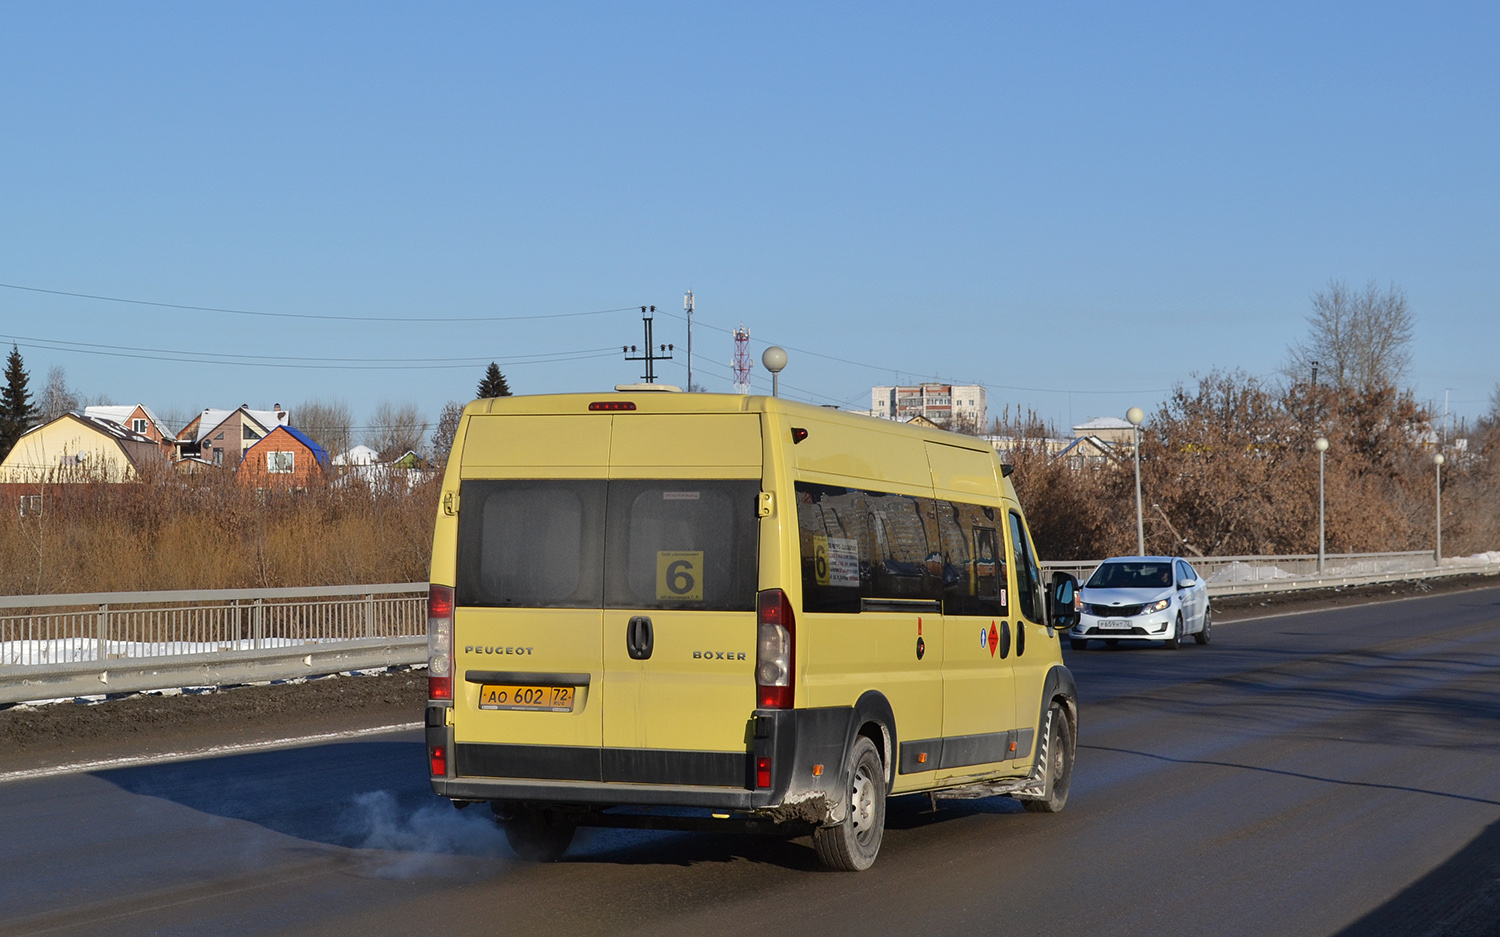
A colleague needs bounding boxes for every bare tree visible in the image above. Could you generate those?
[1286,279,1414,392]
[295,399,354,457]
[366,401,429,460]
[430,401,464,466]
[159,405,194,437]
[36,366,81,423]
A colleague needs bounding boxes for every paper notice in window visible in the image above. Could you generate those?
[825,537,860,587]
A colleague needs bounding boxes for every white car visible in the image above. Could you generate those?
[1068,556,1211,650]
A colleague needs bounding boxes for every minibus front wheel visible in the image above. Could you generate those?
[812,736,886,871]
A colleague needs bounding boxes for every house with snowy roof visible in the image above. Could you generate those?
[83,404,176,454]
[328,445,433,490]
[237,425,329,489]
[1071,416,1136,447]
[175,404,290,468]
[0,414,165,483]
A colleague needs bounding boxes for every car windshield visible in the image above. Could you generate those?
[1086,562,1173,590]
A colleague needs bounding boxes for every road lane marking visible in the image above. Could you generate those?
[1215,583,1500,625]
[0,721,423,785]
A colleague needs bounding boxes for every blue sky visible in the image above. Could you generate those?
[2,2,1495,438]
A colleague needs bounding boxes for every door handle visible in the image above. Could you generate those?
[627,615,654,660]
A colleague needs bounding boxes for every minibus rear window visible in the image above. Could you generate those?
[604,480,760,612]
[455,479,757,611]
[456,481,606,608]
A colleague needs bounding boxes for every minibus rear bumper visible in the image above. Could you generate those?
[427,704,852,820]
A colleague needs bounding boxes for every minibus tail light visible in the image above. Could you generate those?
[428,584,454,701]
[756,589,795,709]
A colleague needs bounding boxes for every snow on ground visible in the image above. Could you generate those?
[1,636,342,667]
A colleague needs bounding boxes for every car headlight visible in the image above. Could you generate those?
[1142,599,1170,614]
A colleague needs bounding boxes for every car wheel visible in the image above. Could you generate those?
[1194,605,1212,645]
[813,735,886,871]
[1069,638,1088,651]
[497,805,576,862]
[1164,613,1182,650]
[1022,702,1074,814]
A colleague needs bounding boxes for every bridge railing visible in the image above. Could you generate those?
[1042,550,1500,596]
[0,583,426,705]
[4,551,1499,703]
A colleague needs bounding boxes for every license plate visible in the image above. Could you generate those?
[1096,620,1133,630]
[478,684,576,712]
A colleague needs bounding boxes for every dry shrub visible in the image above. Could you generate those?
[0,467,439,595]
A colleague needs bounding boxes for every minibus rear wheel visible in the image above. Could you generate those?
[813,736,886,871]
[495,803,576,862]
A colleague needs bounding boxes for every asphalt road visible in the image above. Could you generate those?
[2,587,1498,937]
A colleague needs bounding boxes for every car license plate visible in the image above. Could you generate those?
[1097,620,1133,630]
[478,684,576,712]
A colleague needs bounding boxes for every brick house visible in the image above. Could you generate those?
[237,425,328,488]
[83,404,177,456]
[175,404,290,468]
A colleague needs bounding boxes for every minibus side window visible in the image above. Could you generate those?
[1007,511,1045,623]
[799,482,1011,613]
[456,480,606,608]
[604,480,759,612]
[866,492,939,602]
[938,500,1008,617]
[796,483,869,613]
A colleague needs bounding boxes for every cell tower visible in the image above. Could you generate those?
[732,325,752,395]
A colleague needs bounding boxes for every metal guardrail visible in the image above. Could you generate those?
[0,583,427,705]
[4,553,1500,704]
[1042,551,1500,597]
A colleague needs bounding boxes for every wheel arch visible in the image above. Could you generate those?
[851,689,897,790]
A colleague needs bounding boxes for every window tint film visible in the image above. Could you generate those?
[604,480,759,611]
[456,480,606,608]
[1008,512,1045,623]
[1085,562,1175,589]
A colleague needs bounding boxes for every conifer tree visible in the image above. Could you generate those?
[0,344,37,459]
[476,363,512,399]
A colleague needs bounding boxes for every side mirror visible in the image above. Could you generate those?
[1047,573,1080,631]
[1177,578,1194,590]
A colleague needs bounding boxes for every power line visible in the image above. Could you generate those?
[655,308,1172,397]
[0,281,638,323]
[2,333,620,371]
[1,332,618,365]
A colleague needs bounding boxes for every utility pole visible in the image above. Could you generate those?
[684,291,694,392]
[623,306,673,384]
[1127,407,1145,556]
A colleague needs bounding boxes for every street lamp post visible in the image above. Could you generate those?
[762,346,787,398]
[1434,452,1445,566]
[1315,437,1329,574]
[1127,407,1145,556]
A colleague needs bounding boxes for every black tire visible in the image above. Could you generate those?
[1069,638,1088,651]
[498,805,576,862]
[1194,605,1212,645]
[1022,702,1074,814]
[813,735,886,871]
[1164,614,1182,650]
